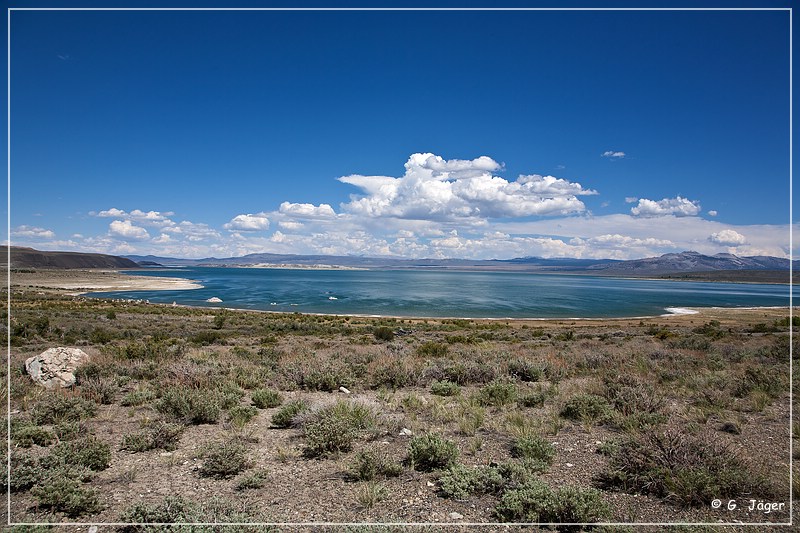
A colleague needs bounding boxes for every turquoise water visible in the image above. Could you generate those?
[86,267,795,319]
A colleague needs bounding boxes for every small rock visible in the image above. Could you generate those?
[89,527,98,533]
[565,462,574,467]
[160,452,173,457]
[426,481,435,487]
[449,512,464,520]
[399,428,413,436]
[339,386,351,394]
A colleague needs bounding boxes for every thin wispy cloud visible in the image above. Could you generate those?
[601,150,626,159]
[12,225,55,239]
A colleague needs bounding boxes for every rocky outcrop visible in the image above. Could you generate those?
[25,347,90,389]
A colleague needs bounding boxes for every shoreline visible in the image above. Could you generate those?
[86,297,793,326]
[10,268,793,324]
[7,269,203,294]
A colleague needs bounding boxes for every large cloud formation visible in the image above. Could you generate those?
[338,153,596,220]
[15,153,789,260]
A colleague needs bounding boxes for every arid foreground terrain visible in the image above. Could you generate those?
[3,270,796,531]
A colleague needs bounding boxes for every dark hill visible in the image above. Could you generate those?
[2,246,138,269]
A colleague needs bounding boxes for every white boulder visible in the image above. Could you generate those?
[25,347,90,389]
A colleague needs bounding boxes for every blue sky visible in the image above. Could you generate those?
[7,5,796,259]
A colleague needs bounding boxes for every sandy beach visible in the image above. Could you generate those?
[6,269,202,294]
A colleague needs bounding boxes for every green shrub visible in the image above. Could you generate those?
[31,395,97,425]
[271,399,309,428]
[430,380,460,397]
[693,320,725,338]
[511,435,555,465]
[216,381,245,409]
[496,458,549,487]
[79,377,118,405]
[31,476,103,517]
[156,388,221,425]
[251,388,283,409]
[190,330,225,345]
[74,362,103,383]
[119,495,197,524]
[199,438,250,479]
[45,436,111,472]
[235,469,268,491]
[10,454,45,492]
[373,326,395,342]
[356,481,388,510]
[302,401,380,458]
[408,433,459,472]
[119,433,150,453]
[120,421,183,453]
[560,394,613,424]
[517,389,552,409]
[478,380,518,407]
[507,359,544,382]
[12,425,54,448]
[347,447,403,481]
[296,362,356,392]
[494,479,609,523]
[597,429,772,506]
[54,422,82,441]
[370,359,418,389]
[438,464,504,499]
[602,374,664,417]
[120,389,157,407]
[228,405,258,427]
[416,342,448,358]
[732,366,786,400]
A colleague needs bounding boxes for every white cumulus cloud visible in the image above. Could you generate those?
[709,229,747,246]
[278,202,336,219]
[630,196,701,217]
[602,151,626,158]
[108,220,150,241]
[223,213,271,232]
[708,210,718,217]
[338,153,594,221]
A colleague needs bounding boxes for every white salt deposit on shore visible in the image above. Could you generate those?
[8,270,203,294]
[664,307,700,315]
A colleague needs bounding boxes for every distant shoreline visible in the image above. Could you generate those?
[7,268,203,294]
[9,268,793,322]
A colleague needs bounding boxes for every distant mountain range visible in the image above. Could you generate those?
[4,247,795,281]
[123,250,797,276]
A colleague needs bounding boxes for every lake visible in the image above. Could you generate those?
[85,267,795,319]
